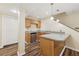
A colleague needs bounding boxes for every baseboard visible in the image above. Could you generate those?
[0,45,3,48]
[59,46,66,56]
[17,51,25,56]
[65,46,79,52]
[0,42,18,48]
[4,41,18,46]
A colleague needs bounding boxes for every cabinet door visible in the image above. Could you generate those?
[32,20,41,28]
[25,32,30,44]
[40,37,54,56]
[25,19,31,28]
[36,21,41,28]
[54,41,64,56]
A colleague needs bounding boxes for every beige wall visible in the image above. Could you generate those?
[60,23,79,51]
[54,12,79,51]
[54,11,79,29]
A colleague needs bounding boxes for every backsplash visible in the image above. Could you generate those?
[25,24,40,31]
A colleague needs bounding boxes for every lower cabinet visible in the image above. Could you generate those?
[54,41,64,56]
[25,32,30,44]
[39,37,64,56]
[36,32,47,42]
[25,32,37,44]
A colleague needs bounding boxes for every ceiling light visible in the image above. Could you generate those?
[56,19,60,22]
[50,16,54,20]
[50,3,54,5]
[10,9,19,14]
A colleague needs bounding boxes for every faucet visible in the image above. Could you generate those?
[60,30,62,32]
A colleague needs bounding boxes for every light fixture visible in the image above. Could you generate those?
[56,19,60,22]
[50,3,54,5]
[10,9,19,14]
[46,12,49,15]
[50,16,54,20]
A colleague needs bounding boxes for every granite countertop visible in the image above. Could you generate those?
[40,32,70,41]
[25,29,70,41]
[25,29,53,33]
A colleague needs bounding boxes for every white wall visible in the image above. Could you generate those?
[54,12,79,51]
[2,15,18,46]
[41,18,79,51]
[41,19,62,32]
[0,15,2,47]
[59,23,79,51]
[18,9,25,55]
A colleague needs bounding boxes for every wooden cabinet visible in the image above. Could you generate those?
[36,32,47,42]
[39,37,64,56]
[36,21,41,28]
[54,41,64,56]
[25,32,30,44]
[32,20,41,28]
[25,18,31,28]
[25,17,41,28]
[40,37,54,56]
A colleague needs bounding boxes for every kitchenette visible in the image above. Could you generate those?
[40,32,70,56]
[25,16,70,56]
[25,16,42,44]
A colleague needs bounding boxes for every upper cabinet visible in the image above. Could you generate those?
[32,20,41,28]
[25,17,41,28]
[37,20,41,28]
[25,18,31,28]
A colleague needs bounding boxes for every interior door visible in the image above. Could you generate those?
[4,16,18,45]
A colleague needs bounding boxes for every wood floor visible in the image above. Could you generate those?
[23,42,41,56]
[0,43,18,56]
[63,48,79,56]
[24,42,79,56]
[0,42,79,56]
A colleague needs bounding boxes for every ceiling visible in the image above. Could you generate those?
[52,3,79,15]
[0,3,79,18]
[21,3,79,19]
[0,3,19,17]
[22,3,51,18]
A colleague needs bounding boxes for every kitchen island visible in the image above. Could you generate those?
[25,29,54,44]
[39,32,70,56]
